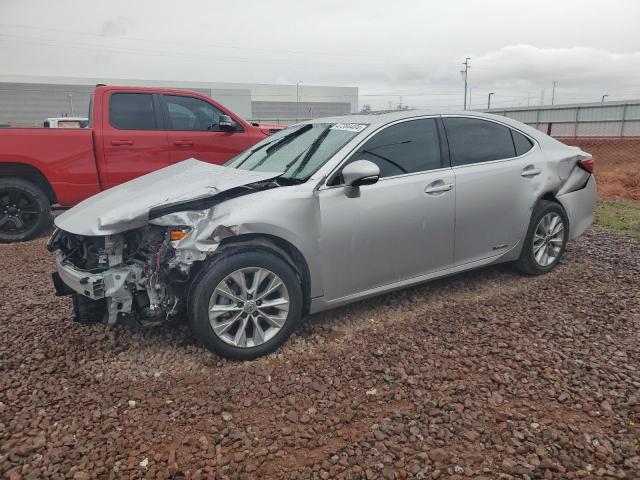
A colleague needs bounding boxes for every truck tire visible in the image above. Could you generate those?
[0,177,52,243]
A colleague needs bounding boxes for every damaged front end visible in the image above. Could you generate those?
[47,160,284,326]
[48,225,192,326]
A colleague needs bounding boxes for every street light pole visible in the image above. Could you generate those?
[487,92,495,109]
[296,81,302,120]
[461,57,471,110]
[601,94,609,103]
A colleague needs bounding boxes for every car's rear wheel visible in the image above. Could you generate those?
[516,200,568,275]
[188,250,303,360]
[0,178,52,243]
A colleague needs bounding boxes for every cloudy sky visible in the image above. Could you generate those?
[1,0,639,110]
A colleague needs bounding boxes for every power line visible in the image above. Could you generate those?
[0,23,461,63]
[0,34,415,69]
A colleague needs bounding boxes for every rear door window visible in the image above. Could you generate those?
[443,117,516,166]
[350,118,442,178]
[109,93,158,130]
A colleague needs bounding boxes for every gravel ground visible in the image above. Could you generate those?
[1,227,639,480]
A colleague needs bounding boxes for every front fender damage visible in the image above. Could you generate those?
[52,180,281,326]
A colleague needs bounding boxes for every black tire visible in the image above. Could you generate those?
[0,177,52,243]
[188,250,303,360]
[516,200,569,275]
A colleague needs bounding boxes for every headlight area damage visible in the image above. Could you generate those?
[47,159,282,326]
[49,226,186,325]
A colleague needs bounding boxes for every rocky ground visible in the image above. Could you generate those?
[1,227,639,479]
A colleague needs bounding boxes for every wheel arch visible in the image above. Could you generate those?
[536,191,569,226]
[208,233,313,315]
[0,163,57,204]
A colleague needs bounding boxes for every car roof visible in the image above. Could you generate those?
[301,109,518,127]
[300,109,565,148]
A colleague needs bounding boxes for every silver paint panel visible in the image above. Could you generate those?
[318,169,455,300]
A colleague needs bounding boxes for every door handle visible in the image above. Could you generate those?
[424,183,453,194]
[521,167,541,177]
[111,140,133,146]
[173,140,194,147]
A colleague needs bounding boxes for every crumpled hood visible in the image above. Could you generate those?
[55,159,279,235]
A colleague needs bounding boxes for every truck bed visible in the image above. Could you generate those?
[0,128,100,206]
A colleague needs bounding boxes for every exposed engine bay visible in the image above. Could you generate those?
[48,226,190,326]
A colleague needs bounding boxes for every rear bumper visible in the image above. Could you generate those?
[557,175,597,239]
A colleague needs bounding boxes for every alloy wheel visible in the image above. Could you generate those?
[0,188,42,236]
[208,267,290,348]
[532,212,565,267]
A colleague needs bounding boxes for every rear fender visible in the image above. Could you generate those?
[556,150,592,197]
[557,176,597,239]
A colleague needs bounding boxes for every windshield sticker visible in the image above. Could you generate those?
[330,123,368,132]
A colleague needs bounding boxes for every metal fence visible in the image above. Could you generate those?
[485,100,640,137]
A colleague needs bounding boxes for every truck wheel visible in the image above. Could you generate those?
[188,250,304,360]
[0,177,52,243]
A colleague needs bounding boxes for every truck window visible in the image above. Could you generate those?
[109,93,158,130]
[164,95,228,132]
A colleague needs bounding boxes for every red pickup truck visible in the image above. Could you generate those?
[0,85,282,242]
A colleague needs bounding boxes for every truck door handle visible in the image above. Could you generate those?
[173,140,194,147]
[424,183,453,194]
[111,140,133,146]
[521,167,541,177]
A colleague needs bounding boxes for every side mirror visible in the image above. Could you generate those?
[218,114,237,131]
[341,159,380,198]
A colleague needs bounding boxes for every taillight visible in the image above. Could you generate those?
[578,157,594,173]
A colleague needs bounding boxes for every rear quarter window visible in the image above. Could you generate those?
[512,130,534,156]
[109,93,158,130]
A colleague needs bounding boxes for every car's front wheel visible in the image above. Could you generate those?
[188,250,303,360]
[516,200,569,275]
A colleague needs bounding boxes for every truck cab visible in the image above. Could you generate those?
[0,85,277,242]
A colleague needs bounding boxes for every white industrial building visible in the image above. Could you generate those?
[0,75,359,126]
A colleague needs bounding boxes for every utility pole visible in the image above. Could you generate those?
[461,57,471,110]
[487,92,495,109]
[551,81,557,106]
[601,94,609,103]
[296,81,302,120]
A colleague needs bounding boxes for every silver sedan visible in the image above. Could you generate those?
[50,111,597,359]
